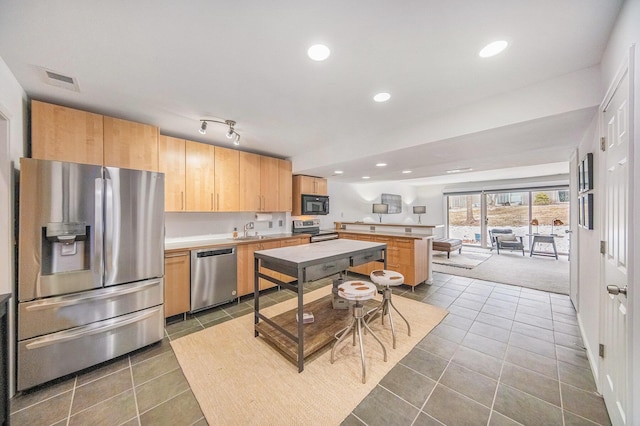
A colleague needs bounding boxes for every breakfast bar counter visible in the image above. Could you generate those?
[253,239,387,372]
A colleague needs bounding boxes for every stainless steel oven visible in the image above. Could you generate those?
[292,219,339,242]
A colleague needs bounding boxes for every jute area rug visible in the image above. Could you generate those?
[432,251,492,269]
[171,284,447,425]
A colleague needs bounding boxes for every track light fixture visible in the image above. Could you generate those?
[198,119,241,146]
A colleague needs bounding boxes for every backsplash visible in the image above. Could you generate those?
[164,212,290,239]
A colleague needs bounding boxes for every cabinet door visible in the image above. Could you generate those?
[315,178,328,195]
[31,100,104,166]
[214,146,240,211]
[158,135,186,211]
[185,140,216,211]
[236,244,253,297]
[258,240,281,290]
[103,117,159,171]
[260,156,279,211]
[164,251,190,317]
[278,159,292,212]
[239,151,261,211]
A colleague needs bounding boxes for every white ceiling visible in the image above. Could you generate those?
[0,0,623,185]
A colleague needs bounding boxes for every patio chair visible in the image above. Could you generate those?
[489,228,525,256]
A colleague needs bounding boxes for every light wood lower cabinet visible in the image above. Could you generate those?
[236,237,309,297]
[338,233,432,287]
[164,250,191,318]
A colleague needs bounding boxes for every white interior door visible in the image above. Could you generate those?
[601,62,630,426]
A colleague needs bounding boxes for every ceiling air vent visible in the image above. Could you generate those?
[39,67,80,92]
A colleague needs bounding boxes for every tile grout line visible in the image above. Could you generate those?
[128,356,142,425]
[65,376,77,426]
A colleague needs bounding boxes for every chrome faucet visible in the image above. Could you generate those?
[243,222,254,238]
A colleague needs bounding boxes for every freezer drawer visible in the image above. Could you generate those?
[18,278,163,340]
[17,305,164,391]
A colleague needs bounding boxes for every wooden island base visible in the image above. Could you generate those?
[255,294,377,364]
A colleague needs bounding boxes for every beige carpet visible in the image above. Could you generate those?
[171,285,447,425]
[433,249,570,294]
[432,251,492,269]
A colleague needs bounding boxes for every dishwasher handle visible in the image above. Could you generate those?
[195,247,235,258]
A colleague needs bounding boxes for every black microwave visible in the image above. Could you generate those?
[301,194,330,215]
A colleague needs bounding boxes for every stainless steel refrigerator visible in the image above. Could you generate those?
[17,158,165,391]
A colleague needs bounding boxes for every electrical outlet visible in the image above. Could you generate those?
[279,219,283,227]
[268,221,273,228]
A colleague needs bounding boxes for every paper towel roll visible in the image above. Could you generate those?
[255,213,273,221]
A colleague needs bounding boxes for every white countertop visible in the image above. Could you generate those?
[254,238,385,265]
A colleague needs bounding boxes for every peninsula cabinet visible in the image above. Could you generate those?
[31,100,104,166]
[338,232,431,287]
[185,140,216,211]
[164,250,190,318]
[103,116,159,171]
[159,135,186,211]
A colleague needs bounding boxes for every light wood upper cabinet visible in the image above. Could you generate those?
[294,175,327,195]
[278,159,292,212]
[214,146,240,211]
[31,100,104,166]
[260,155,279,211]
[239,151,261,211]
[164,250,191,318]
[159,135,186,211]
[292,174,328,215]
[185,140,215,211]
[103,116,159,171]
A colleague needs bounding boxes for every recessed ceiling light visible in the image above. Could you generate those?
[362,176,370,179]
[307,44,330,61]
[479,40,508,58]
[373,92,391,102]
[376,163,387,167]
[334,170,343,174]
[446,167,473,174]
[402,170,412,174]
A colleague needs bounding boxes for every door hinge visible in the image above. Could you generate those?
[600,241,606,254]
[600,137,606,151]
[599,343,605,358]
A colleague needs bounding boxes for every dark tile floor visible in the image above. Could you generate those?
[10,273,610,426]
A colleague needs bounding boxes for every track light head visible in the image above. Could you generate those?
[198,118,241,146]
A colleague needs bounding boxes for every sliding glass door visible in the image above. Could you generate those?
[446,194,482,246]
[446,187,570,254]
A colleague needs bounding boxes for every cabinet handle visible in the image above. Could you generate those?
[181,191,185,210]
[217,193,220,211]
[211,193,214,210]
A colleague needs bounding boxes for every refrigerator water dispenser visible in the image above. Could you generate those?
[41,222,90,275]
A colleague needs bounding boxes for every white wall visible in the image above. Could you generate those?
[165,211,290,240]
[322,180,444,233]
[0,55,27,398]
[581,0,640,420]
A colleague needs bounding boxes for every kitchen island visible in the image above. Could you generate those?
[253,239,387,372]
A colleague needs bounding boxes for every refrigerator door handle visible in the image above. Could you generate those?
[95,177,105,283]
[24,280,162,311]
[103,174,114,282]
[24,307,161,350]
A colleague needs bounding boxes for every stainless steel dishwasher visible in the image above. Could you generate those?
[190,247,237,312]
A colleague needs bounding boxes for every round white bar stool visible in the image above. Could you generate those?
[330,280,387,384]
[367,270,411,349]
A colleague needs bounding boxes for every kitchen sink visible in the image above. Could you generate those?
[229,235,271,241]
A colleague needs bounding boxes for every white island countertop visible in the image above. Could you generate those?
[254,238,385,268]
